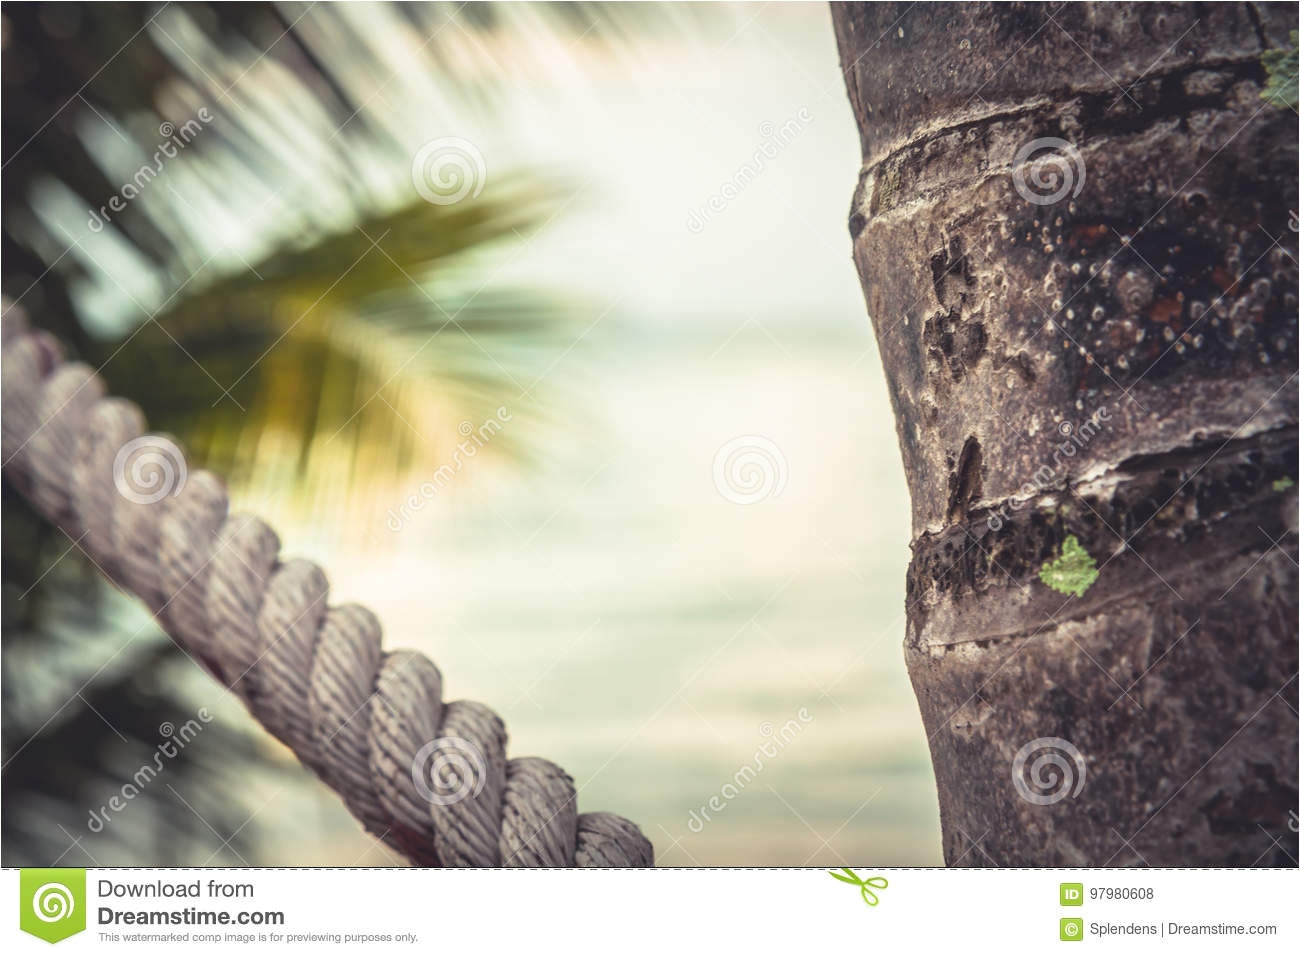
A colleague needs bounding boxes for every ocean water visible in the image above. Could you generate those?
[246,1,946,866]
[304,312,943,866]
[23,1,944,867]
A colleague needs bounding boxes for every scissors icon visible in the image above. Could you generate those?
[828,867,888,906]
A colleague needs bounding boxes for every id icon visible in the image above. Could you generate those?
[1059,882,1084,906]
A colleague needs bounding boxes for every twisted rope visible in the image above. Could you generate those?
[0,313,652,868]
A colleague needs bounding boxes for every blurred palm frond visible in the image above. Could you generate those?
[3,0,675,866]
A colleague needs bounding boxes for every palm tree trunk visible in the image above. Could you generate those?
[831,1,1298,865]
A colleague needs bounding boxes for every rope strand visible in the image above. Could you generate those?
[0,313,652,868]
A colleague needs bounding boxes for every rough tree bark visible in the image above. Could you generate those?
[832,2,1298,865]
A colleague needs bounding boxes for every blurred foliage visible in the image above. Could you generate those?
[1,490,286,865]
[2,0,686,865]
[3,2,602,513]
[99,182,569,506]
